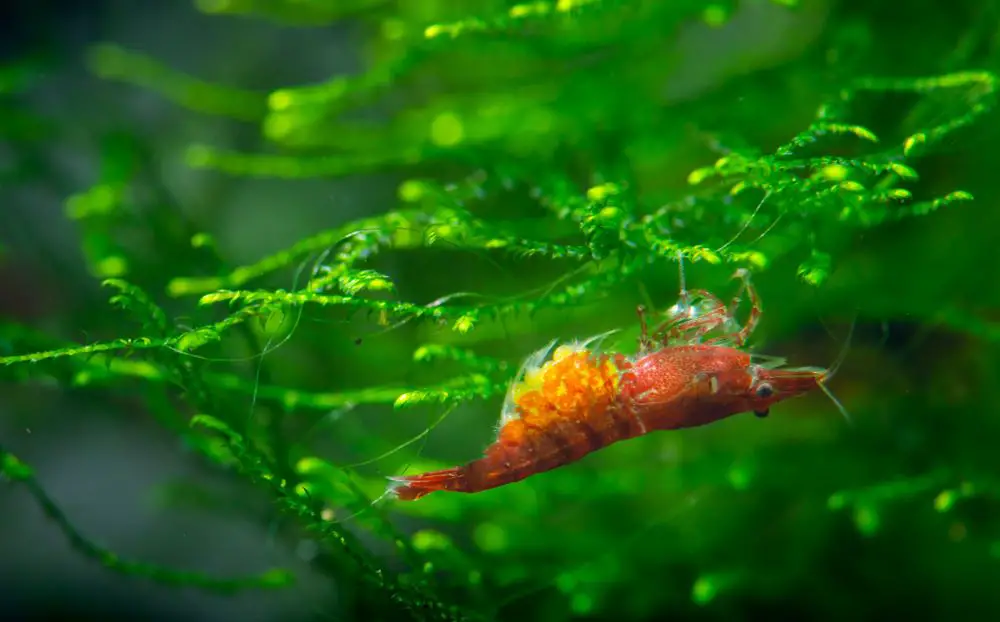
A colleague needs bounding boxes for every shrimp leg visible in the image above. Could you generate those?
[704,268,760,347]
[650,291,732,344]
[636,299,728,353]
[637,250,733,350]
[730,268,761,346]
[645,269,761,349]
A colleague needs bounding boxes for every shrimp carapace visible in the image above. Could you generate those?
[627,344,832,428]
[388,267,844,501]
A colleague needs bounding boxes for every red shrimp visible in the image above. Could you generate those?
[388,269,847,501]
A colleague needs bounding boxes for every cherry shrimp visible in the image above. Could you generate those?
[387,263,851,501]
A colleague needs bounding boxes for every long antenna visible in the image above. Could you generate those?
[717,189,771,253]
[819,313,858,427]
[821,312,857,385]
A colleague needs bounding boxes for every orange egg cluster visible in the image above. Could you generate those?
[509,345,623,426]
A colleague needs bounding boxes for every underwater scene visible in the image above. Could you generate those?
[2,0,999,620]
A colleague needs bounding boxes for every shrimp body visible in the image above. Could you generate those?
[388,269,837,501]
[389,343,645,501]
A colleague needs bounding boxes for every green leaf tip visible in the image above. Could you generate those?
[295,456,330,475]
[586,182,620,201]
[189,414,242,442]
[797,250,831,286]
[190,232,216,248]
[934,490,956,513]
[394,391,436,409]
[1,452,34,480]
[259,568,295,587]
[168,276,225,297]
[175,329,222,352]
[903,133,927,155]
[429,111,464,147]
[65,184,123,219]
[691,575,719,605]
[453,314,476,334]
[412,529,453,552]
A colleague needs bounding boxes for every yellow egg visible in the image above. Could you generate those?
[552,345,575,361]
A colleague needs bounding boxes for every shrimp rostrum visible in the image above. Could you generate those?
[388,268,846,501]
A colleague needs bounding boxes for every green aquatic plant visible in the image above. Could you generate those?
[3,0,1000,620]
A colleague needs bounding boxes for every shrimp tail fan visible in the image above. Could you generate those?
[386,467,466,501]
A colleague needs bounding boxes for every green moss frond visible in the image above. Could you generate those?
[0,444,295,592]
[412,344,507,372]
[102,278,170,335]
[86,44,267,121]
[6,1,1000,619]
[394,374,507,410]
[167,208,445,295]
[193,0,381,25]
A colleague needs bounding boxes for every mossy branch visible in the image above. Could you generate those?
[0,302,270,365]
[193,0,385,25]
[0,445,294,592]
[86,44,266,121]
[8,3,998,618]
[187,415,474,622]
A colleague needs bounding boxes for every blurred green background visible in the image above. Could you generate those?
[2,0,1000,620]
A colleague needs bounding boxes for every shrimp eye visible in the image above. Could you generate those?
[754,409,769,418]
[755,382,774,399]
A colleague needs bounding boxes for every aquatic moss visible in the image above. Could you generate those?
[3,0,1000,620]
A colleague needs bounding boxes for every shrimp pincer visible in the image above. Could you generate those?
[388,268,847,501]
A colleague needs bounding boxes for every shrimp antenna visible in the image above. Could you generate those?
[818,313,857,427]
[717,189,771,253]
[579,328,622,352]
[818,379,853,427]
[821,312,857,384]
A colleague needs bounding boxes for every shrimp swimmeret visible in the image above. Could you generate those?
[388,269,847,501]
